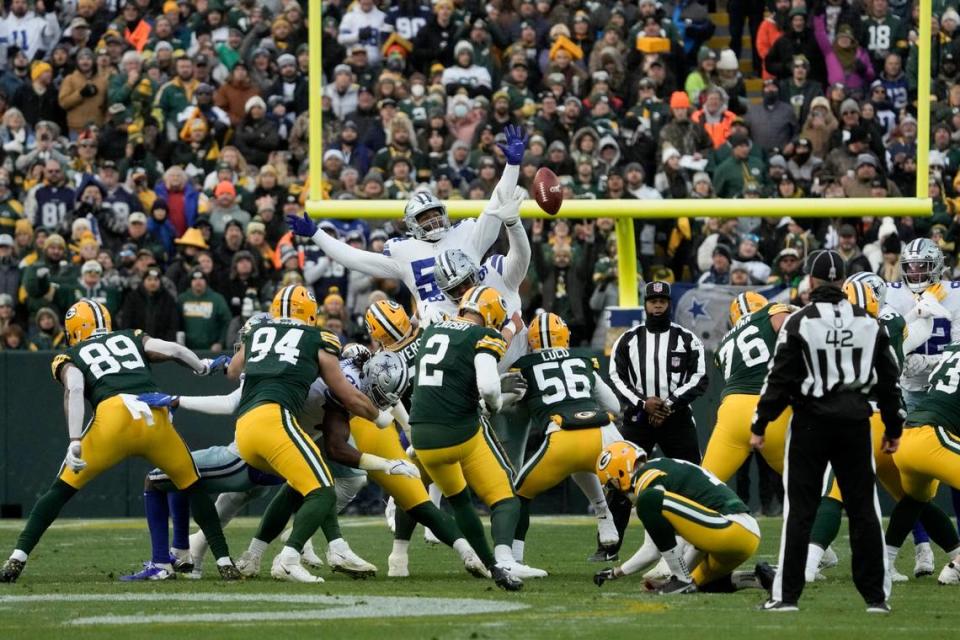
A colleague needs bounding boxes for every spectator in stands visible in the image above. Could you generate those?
[814,22,875,95]
[73,259,121,315]
[765,7,826,85]
[13,61,66,129]
[712,133,766,198]
[178,269,231,351]
[757,0,790,80]
[698,244,734,284]
[21,234,77,319]
[745,80,798,151]
[57,48,108,135]
[660,91,712,157]
[28,307,66,350]
[0,234,18,301]
[119,265,178,341]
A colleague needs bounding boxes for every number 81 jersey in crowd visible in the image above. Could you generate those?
[714,303,792,397]
[51,329,158,409]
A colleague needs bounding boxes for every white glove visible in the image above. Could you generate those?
[405,445,417,460]
[64,441,86,473]
[374,409,394,428]
[903,353,942,378]
[487,186,525,226]
[917,296,950,320]
[385,459,421,478]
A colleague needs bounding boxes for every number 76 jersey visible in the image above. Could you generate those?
[715,303,792,398]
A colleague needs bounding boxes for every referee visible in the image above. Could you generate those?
[751,250,903,613]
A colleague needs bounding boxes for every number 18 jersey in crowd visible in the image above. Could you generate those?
[51,329,157,408]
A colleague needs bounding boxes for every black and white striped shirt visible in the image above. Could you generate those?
[608,321,708,411]
[752,285,904,437]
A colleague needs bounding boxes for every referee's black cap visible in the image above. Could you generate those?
[644,281,672,301]
[805,249,846,282]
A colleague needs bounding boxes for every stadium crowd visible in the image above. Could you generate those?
[0,0,955,351]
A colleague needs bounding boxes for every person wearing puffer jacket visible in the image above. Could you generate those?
[691,86,737,148]
[233,96,281,167]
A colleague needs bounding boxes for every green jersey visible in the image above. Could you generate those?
[389,326,423,409]
[715,303,790,398]
[410,320,507,449]
[879,307,907,370]
[905,343,960,435]
[237,320,341,417]
[52,329,157,410]
[513,348,608,430]
[634,458,749,515]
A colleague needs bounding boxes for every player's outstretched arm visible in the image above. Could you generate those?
[501,189,532,291]
[143,337,229,375]
[475,352,503,414]
[286,212,404,279]
[470,125,528,257]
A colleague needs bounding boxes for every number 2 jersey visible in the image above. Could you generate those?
[409,320,507,449]
[51,329,157,409]
[237,320,342,418]
[512,348,610,430]
[715,303,790,398]
[905,343,960,436]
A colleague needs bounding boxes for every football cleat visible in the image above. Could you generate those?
[423,527,441,545]
[915,542,935,577]
[866,601,891,614]
[218,562,243,581]
[271,554,322,583]
[889,565,909,583]
[327,543,377,579]
[170,550,194,574]
[760,599,799,612]
[119,562,176,581]
[820,545,838,570]
[463,551,491,579]
[491,564,524,591]
[597,514,620,548]
[500,561,547,579]
[0,558,25,583]
[301,539,324,570]
[937,561,960,585]
[235,551,262,577]
[587,546,618,563]
[188,532,208,575]
[387,551,409,578]
[658,576,697,595]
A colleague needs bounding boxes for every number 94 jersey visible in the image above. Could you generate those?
[512,348,609,430]
[51,329,158,409]
[715,303,791,398]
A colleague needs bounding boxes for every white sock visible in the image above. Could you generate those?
[391,539,410,556]
[428,483,442,507]
[511,539,525,563]
[247,538,268,557]
[215,556,233,567]
[214,491,252,528]
[662,545,691,581]
[494,544,515,565]
[453,538,473,560]
[681,541,701,569]
[11,549,27,562]
[571,471,606,506]
[170,546,189,558]
[886,545,900,569]
[328,537,348,554]
[916,541,932,554]
[279,546,300,563]
[806,544,825,579]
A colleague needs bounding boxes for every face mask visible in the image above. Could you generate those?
[794,151,810,164]
[387,58,403,72]
[763,92,778,106]
[453,104,468,118]
[411,83,424,98]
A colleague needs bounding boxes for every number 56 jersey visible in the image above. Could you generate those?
[51,329,158,409]
[512,348,609,430]
[715,303,792,397]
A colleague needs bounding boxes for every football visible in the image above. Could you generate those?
[533,167,563,215]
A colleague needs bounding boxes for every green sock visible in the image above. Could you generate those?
[406,502,461,546]
[255,484,302,543]
[490,496,521,548]
[809,497,843,549]
[287,487,336,551]
[919,502,960,552]
[394,506,417,542]
[448,489,495,567]
[15,480,77,555]
[886,496,926,547]
[635,489,675,550]
[319,495,343,543]
[515,497,531,542]
[186,484,230,559]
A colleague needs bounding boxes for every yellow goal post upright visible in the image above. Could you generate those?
[306,0,933,308]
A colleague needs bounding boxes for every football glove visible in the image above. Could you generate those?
[138,392,180,409]
[486,186,525,226]
[64,441,86,473]
[197,355,231,376]
[500,371,527,395]
[593,567,619,587]
[497,123,529,165]
[405,445,417,460]
[286,212,318,238]
[385,459,421,478]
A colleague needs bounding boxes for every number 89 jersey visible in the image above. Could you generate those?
[512,348,607,430]
[237,320,342,418]
[51,329,158,409]
[715,303,790,398]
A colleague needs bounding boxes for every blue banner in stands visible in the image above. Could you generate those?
[672,284,788,351]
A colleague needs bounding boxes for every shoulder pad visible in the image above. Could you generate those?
[382,237,404,257]
[475,332,508,361]
[319,329,342,357]
[483,254,505,276]
[767,303,793,316]
[591,357,601,371]
[51,353,72,382]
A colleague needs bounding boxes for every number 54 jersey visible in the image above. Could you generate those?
[51,329,158,408]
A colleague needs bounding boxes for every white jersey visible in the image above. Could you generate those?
[479,253,528,371]
[0,13,58,66]
[885,280,960,390]
[299,360,366,437]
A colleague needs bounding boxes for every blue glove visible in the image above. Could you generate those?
[200,355,231,376]
[138,392,179,409]
[286,212,318,238]
[497,124,529,165]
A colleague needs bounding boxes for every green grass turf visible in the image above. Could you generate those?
[0,515,958,639]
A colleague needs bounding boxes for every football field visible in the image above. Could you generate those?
[1,515,958,639]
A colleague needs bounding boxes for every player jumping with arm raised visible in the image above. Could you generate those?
[284,124,529,324]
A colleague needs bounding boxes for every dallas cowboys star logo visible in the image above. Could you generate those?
[688,298,711,322]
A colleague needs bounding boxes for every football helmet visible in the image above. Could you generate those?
[900,238,944,293]
[596,441,648,493]
[845,271,887,307]
[458,285,507,329]
[235,312,272,352]
[364,299,412,347]
[434,249,478,302]
[270,285,318,325]
[843,279,880,318]
[65,299,112,345]
[728,291,768,326]
[528,312,570,350]
[363,350,409,409]
[404,191,450,242]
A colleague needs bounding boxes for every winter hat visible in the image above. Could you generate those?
[717,49,738,72]
[245,96,266,113]
[30,61,52,81]
[661,146,680,164]
[942,8,960,27]
[669,91,691,109]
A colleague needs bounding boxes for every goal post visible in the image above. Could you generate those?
[306,0,933,308]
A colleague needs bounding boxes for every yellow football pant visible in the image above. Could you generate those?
[826,413,904,501]
[60,395,200,490]
[701,394,788,481]
[415,422,515,506]
[893,425,960,502]
[350,416,429,511]
[515,425,617,499]
[661,491,760,586]
[236,402,332,496]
